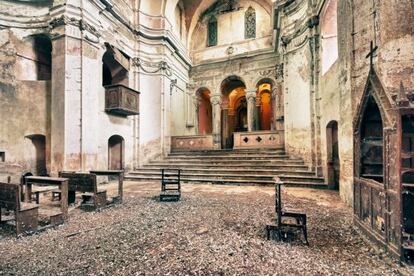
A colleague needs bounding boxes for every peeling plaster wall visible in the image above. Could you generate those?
[283,45,312,163]
[0,30,51,182]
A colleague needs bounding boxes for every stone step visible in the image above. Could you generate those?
[165,154,292,160]
[150,159,305,165]
[279,175,325,184]
[143,163,309,170]
[128,170,324,183]
[131,167,316,176]
[169,149,285,156]
[125,175,328,188]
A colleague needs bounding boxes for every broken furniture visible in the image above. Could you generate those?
[266,177,309,245]
[89,170,124,204]
[160,169,181,201]
[25,176,69,220]
[0,182,39,235]
[58,172,108,211]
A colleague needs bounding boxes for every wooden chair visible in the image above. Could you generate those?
[160,169,181,201]
[266,177,309,245]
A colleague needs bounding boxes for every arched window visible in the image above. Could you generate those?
[245,7,256,39]
[320,0,338,74]
[360,95,383,183]
[207,16,217,47]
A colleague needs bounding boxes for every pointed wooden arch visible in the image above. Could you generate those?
[353,68,394,184]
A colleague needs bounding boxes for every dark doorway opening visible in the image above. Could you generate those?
[326,121,339,189]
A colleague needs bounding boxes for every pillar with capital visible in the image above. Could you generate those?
[246,89,257,132]
[211,95,221,148]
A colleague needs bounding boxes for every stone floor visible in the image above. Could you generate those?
[0,181,411,275]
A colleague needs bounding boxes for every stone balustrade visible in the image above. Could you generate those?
[233,130,284,150]
[171,135,215,152]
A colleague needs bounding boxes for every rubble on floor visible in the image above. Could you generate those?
[0,182,411,275]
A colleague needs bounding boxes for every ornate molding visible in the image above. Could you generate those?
[132,57,173,76]
[275,63,284,81]
[49,16,101,43]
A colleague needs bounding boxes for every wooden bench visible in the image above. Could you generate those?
[0,182,38,235]
[25,176,69,220]
[58,172,107,210]
[89,170,124,204]
[266,177,309,245]
[160,169,181,201]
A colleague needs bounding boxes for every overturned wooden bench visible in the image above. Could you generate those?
[0,182,38,235]
[58,172,108,210]
[266,177,309,245]
[160,169,181,201]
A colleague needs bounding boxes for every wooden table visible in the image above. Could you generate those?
[89,170,124,202]
[25,176,69,219]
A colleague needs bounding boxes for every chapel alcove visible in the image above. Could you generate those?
[108,135,124,170]
[33,34,52,81]
[197,88,213,135]
[25,134,47,176]
[256,79,274,131]
[220,76,247,149]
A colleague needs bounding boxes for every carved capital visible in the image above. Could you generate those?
[246,90,257,102]
[210,95,221,106]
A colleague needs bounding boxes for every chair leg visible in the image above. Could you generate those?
[303,226,309,246]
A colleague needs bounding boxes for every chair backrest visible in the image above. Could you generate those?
[58,172,97,193]
[0,182,20,210]
[274,177,283,227]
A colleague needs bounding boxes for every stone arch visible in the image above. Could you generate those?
[255,77,276,131]
[196,87,213,135]
[220,75,247,149]
[108,135,125,170]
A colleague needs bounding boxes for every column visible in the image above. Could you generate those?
[50,31,83,174]
[211,95,221,148]
[246,90,256,132]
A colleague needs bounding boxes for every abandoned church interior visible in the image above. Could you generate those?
[1,0,414,274]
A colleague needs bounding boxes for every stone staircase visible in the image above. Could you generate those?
[126,149,328,188]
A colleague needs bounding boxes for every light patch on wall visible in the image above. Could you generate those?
[321,0,338,75]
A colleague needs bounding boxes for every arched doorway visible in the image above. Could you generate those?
[256,79,274,131]
[25,134,47,176]
[326,121,339,189]
[220,76,246,149]
[108,135,124,170]
[197,88,213,135]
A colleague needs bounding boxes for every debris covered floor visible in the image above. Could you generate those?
[0,182,408,275]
